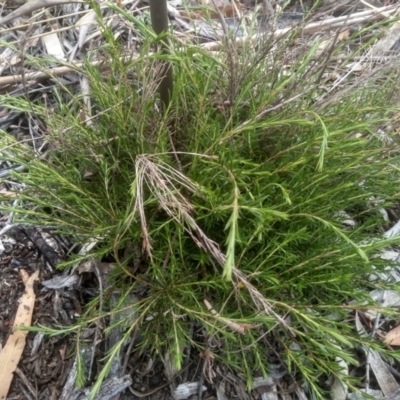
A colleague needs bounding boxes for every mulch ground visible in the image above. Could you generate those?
[0,230,75,399]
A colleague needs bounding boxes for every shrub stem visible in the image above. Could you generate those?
[149,0,173,112]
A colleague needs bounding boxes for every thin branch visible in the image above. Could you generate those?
[149,0,173,111]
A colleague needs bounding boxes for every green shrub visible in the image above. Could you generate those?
[1,6,400,398]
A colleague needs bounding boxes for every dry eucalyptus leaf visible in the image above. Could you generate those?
[384,325,400,346]
[42,30,66,61]
[0,270,39,400]
[0,188,16,197]
[42,274,78,289]
[174,382,207,400]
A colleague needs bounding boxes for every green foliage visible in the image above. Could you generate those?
[1,7,400,399]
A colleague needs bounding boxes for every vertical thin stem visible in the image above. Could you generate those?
[149,0,174,112]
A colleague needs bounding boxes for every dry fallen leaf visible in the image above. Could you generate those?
[338,29,350,41]
[385,325,400,346]
[0,270,39,400]
[42,31,66,62]
[0,188,16,198]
